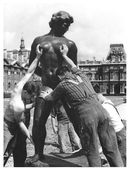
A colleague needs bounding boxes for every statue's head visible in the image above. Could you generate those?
[49,11,74,36]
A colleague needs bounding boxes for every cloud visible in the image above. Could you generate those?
[4,31,16,48]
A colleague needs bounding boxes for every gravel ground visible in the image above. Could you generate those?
[4,95,126,167]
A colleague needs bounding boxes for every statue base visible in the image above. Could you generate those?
[25,153,88,167]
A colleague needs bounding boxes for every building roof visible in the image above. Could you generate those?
[110,44,124,48]
[4,58,9,65]
[78,62,126,67]
[3,58,27,70]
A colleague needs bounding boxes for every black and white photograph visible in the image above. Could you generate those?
[1,0,129,180]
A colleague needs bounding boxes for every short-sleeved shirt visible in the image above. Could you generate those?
[102,100,124,132]
[50,67,97,108]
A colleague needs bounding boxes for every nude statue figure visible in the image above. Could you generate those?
[28,11,78,163]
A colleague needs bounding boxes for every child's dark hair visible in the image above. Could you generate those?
[23,81,36,95]
[34,80,42,96]
[56,66,70,76]
[23,80,43,97]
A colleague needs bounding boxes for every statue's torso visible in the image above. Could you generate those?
[37,35,74,88]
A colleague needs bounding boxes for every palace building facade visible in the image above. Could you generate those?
[79,44,126,95]
[3,41,126,96]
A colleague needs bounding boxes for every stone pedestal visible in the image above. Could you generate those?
[25,153,88,167]
[25,160,49,167]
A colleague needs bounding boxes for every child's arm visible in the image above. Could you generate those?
[51,116,58,134]
[60,44,76,70]
[25,102,35,110]
[51,107,58,134]
[14,45,43,94]
[18,121,34,144]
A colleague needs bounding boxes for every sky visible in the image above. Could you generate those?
[2,0,129,61]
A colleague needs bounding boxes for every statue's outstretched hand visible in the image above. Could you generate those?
[60,44,68,56]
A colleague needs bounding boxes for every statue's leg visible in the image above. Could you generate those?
[27,96,45,163]
[32,96,44,154]
[38,100,53,159]
[30,87,53,163]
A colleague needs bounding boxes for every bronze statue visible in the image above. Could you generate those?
[28,11,78,163]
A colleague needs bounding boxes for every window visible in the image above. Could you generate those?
[95,73,99,80]
[120,85,123,92]
[110,84,114,92]
[87,73,92,80]
[110,72,114,80]
[113,72,118,80]
[103,66,109,72]
[124,73,126,79]
[91,67,96,71]
[120,72,123,79]
[104,74,109,80]
[8,82,11,89]
[120,66,123,69]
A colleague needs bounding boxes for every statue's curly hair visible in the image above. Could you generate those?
[49,11,74,28]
